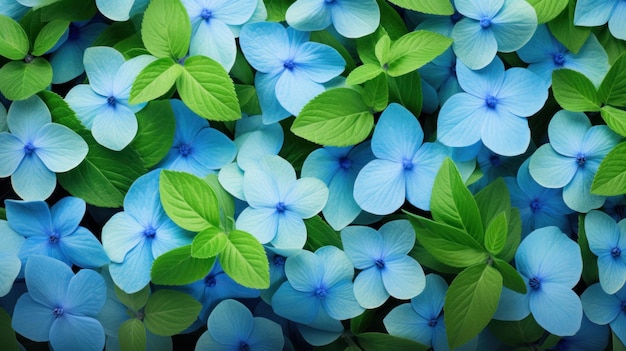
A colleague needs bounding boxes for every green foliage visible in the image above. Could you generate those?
[346,63,384,86]
[356,332,430,351]
[118,318,146,351]
[484,212,508,255]
[203,174,236,223]
[39,0,97,21]
[304,215,343,251]
[527,0,568,23]
[151,245,216,285]
[191,227,228,259]
[130,100,176,168]
[265,0,294,22]
[386,0,454,15]
[0,15,29,60]
[220,230,270,289]
[385,30,452,77]
[310,29,356,72]
[601,106,626,137]
[362,73,389,112]
[115,285,150,312]
[235,84,262,115]
[0,58,52,100]
[599,53,626,108]
[32,19,69,56]
[493,257,527,294]
[141,0,190,59]
[388,70,422,116]
[551,69,600,112]
[143,290,201,336]
[350,309,377,335]
[0,208,5,221]
[130,57,183,104]
[0,308,19,351]
[591,142,626,196]
[578,213,600,285]
[488,315,545,346]
[547,0,590,54]
[376,0,409,39]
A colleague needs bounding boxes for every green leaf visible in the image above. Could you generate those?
[203,173,235,223]
[547,0,590,54]
[445,263,503,349]
[591,142,626,196]
[40,0,97,21]
[431,158,484,243]
[40,90,86,131]
[594,26,626,65]
[579,213,600,285]
[0,208,5,221]
[497,208,522,263]
[118,318,146,351]
[115,285,150,312]
[356,27,388,66]
[527,0,568,23]
[346,63,384,86]
[488,315,544,346]
[362,73,388,112]
[159,170,221,231]
[265,0,295,22]
[356,332,430,351]
[376,0,408,39]
[130,99,175,168]
[408,241,461,274]
[291,88,374,146]
[614,331,626,351]
[93,21,136,47]
[279,118,319,172]
[230,48,254,85]
[129,57,182,104]
[374,35,391,66]
[235,84,262,115]
[0,58,52,100]
[474,178,512,229]
[388,70,422,117]
[484,212,508,255]
[304,215,343,251]
[32,19,69,56]
[601,106,626,137]
[141,0,190,59]
[177,55,241,121]
[151,245,215,285]
[385,30,453,77]
[220,230,270,289]
[143,290,201,336]
[386,0,454,15]
[0,15,29,60]
[0,308,19,351]
[192,227,228,259]
[551,69,600,112]
[493,257,527,294]
[350,309,377,335]
[599,53,626,107]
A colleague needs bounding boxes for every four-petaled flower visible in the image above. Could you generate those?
[581,283,626,346]
[574,0,626,40]
[585,210,626,294]
[0,220,23,297]
[285,0,380,38]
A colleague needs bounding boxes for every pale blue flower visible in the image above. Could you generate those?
[581,283,626,346]
[5,197,109,269]
[0,95,88,200]
[65,46,155,151]
[0,220,23,297]
[239,22,345,123]
[11,255,106,351]
[529,110,621,213]
[96,0,149,21]
[584,210,626,295]
[341,220,425,309]
[285,0,380,38]
[0,0,27,19]
[493,226,583,336]
[574,0,626,40]
[354,103,448,215]
[101,169,194,293]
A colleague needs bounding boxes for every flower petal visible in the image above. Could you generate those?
[96,0,133,21]
[480,106,530,157]
[64,85,109,129]
[498,68,548,117]
[255,72,291,124]
[379,220,415,257]
[563,167,605,213]
[91,104,137,151]
[529,283,582,336]
[49,314,105,351]
[371,103,423,162]
[240,22,290,72]
[582,125,621,159]
[275,67,325,116]
[548,110,590,157]
[286,0,331,33]
[271,210,307,250]
[585,210,621,256]
[455,57,505,99]
[292,41,345,83]
[406,142,448,210]
[341,225,383,269]
[33,123,87,172]
[63,268,106,316]
[7,96,51,141]
[83,46,124,95]
[236,207,278,244]
[25,255,73,308]
[528,144,578,188]
[437,93,485,148]
[493,286,531,321]
[12,154,57,201]
[353,159,405,215]
[208,299,254,345]
[491,0,537,52]
[50,41,84,84]
[61,227,110,268]
[0,133,24,177]
[188,128,237,173]
[323,169,361,230]
[271,282,320,324]
[330,0,380,38]
[0,255,20,297]
[597,253,626,295]
[189,18,237,71]
[283,177,328,218]
[581,283,621,325]
[573,0,614,26]
[211,0,257,25]
[5,199,51,237]
[353,267,388,308]
[383,303,432,346]
[11,294,55,341]
[108,239,153,294]
[101,212,144,263]
[452,18,498,70]
[382,256,425,300]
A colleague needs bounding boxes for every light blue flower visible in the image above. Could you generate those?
[419,48,462,107]
[0,220,23,297]
[239,22,345,123]
[65,46,155,151]
[584,210,626,295]
[581,283,626,346]
[438,57,547,156]
[157,99,236,177]
[0,95,88,200]
[196,299,284,351]
[260,248,288,304]
[96,0,149,21]
[451,0,537,70]
[0,0,28,19]
[11,255,106,351]
[549,315,609,351]
[301,141,374,230]
[493,226,583,336]
[285,0,380,38]
[271,246,364,325]
[529,110,621,213]
[341,220,425,309]
[235,155,328,253]
[5,197,109,269]
[574,0,626,40]
[354,103,448,215]
[101,169,194,293]
[517,25,609,88]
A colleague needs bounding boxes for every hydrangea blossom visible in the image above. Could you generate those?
[584,210,626,294]
[96,0,149,21]
[419,48,462,107]
[260,248,288,303]
[0,95,88,200]
[285,0,380,38]
[550,315,609,351]
[581,283,626,345]
[469,142,531,192]
[239,22,346,123]
[101,169,194,293]
[12,255,106,351]
[437,57,547,156]
[5,197,109,268]
[65,46,155,151]
[354,103,448,215]
[493,226,583,336]
[529,110,621,213]
[0,0,28,19]
[451,0,537,69]
[341,220,425,309]
[574,0,626,40]
[196,299,284,351]
[0,220,23,297]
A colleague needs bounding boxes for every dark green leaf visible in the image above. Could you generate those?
[591,142,626,196]
[141,0,190,59]
[488,314,544,346]
[474,178,512,229]
[388,70,422,116]
[527,0,568,23]
[310,29,356,72]
[497,208,522,263]
[547,0,590,54]
[143,290,201,336]
[579,213,599,285]
[386,0,454,15]
[493,257,527,294]
[350,309,378,335]
[220,230,270,289]
[376,0,409,39]
[265,0,295,22]
[115,284,150,312]
[118,318,146,351]
[230,48,254,85]
[599,53,626,107]
[151,245,215,285]
[356,332,430,351]
[40,0,97,21]
[235,84,262,115]
[130,100,175,168]
[0,308,19,351]
[304,215,342,251]
[0,15,29,60]
[0,58,52,100]
[552,69,600,112]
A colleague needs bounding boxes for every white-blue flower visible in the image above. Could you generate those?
[574,0,626,40]
[285,0,380,38]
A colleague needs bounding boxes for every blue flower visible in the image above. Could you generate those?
[354,103,448,215]
[271,246,364,325]
[96,0,149,21]
[0,220,23,297]
[574,0,626,40]
[584,210,626,294]
[341,220,425,309]
[549,315,609,351]
[301,141,374,230]
[239,22,346,123]
[5,196,109,269]
[493,226,583,336]
[419,48,462,107]
[157,99,236,177]
[517,25,609,88]
[285,0,380,38]
[101,169,194,293]
[469,142,531,192]
[451,0,537,70]
[196,299,284,351]
[11,255,106,351]
[235,155,328,253]
[605,195,626,221]
[412,8,463,37]
[65,46,155,151]
[581,283,626,345]
[260,248,288,303]
[438,57,548,156]
[0,0,28,19]
[0,95,88,200]
[529,110,621,213]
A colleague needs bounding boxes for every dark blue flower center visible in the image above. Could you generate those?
[530,199,542,213]
[553,52,566,66]
[276,202,286,213]
[49,231,60,243]
[53,307,64,318]
[204,275,217,287]
[576,153,586,167]
[283,59,295,70]
[315,286,328,299]
[480,17,492,28]
[200,8,212,21]
[485,95,497,109]
[428,318,438,327]
[339,156,352,169]
[402,158,413,170]
[179,143,192,157]
[273,255,286,266]
[450,11,463,24]
[375,259,385,269]
[239,342,250,351]
[489,154,502,167]
[143,226,156,239]
[612,247,622,257]
[68,23,80,40]
[621,301,626,313]
[23,143,35,155]
[107,96,116,106]
[529,277,541,290]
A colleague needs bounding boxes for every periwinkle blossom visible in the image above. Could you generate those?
[96,0,149,21]
[0,95,88,200]
[581,283,626,345]
[354,103,448,215]
[5,197,109,269]
[517,25,609,88]
[12,255,106,351]
[574,0,626,40]
[437,57,548,157]
[65,46,155,151]
[285,0,380,38]
[493,226,583,336]
[341,220,425,309]
[239,22,346,123]
[157,99,236,177]
[101,169,194,293]
[0,221,23,297]
[529,110,621,213]
[584,210,626,295]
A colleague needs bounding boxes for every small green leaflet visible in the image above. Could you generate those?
[129,57,183,104]
[265,0,294,22]
[598,53,626,108]
[484,212,508,255]
[385,30,452,77]
[551,69,600,112]
[474,178,512,229]
[488,315,544,346]
[497,208,522,263]
[151,245,216,285]
[601,106,626,137]
[527,0,568,23]
[0,308,19,351]
[591,141,626,196]
[579,214,600,285]
[0,58,53,100]
[191,227,228,259]
[143,290,201,336]
[547,0,590,54]
[130,99,176,168]
[356,332,430,351]
[0,15,29,60]
[220,230,270,289]
[141,0,190,60]
[118,318,146,351]
[115,285,150,312]
[388,70,422,117]
[374,35,391,66]
[32,19,69,56]
[492,257,526,294]
[386,0,454,15]
[346,63,384,86]
[362,73,389,112]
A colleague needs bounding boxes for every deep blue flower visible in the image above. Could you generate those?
[581,283,626,346]
[585,210,626,294]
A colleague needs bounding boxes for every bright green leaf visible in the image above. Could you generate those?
[552,69,600,112]
[493,258,527,294]
[579,213,600,285]
[386,0,454,15]
[547,0,590,54]
[203,174,236,224]
[601,106,626,137]
[474,178,512,229]
[591,142,626,196]
[408,241,461,274]
[151,245,215,285]
[346,63,384,86]
[32,19,69,56]
[484,212,508,255]
[265,0,295,22]
[141,0,190,59]
[115,285,150,312]
[527,0,568,23]
[386,30,452,77]
[388,69,422,116]
[192,227,228,258]
[497,208,522,263]
[375,35,391,66]
[0,15,29,60]
[130,100,176,168]
[304,215,342,251]
[118,318,146,351]
[356,332,430,351]
[0,58,52,100]
[143,290,201,336]
[599,53,626,107]
[220,230,270,289]
[235,84,262,115]
[356,27,388,66]
[231,48,254,85]
[0,308,19,351]
[129,57,182,104]
[362,73,388,112]
[594,26,626,64]
[488,315,544,346]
